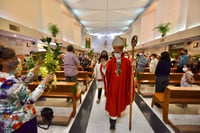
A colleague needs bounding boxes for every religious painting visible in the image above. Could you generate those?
[86,38,91,48]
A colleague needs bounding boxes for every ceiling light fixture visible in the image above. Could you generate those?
[104,36,108,45]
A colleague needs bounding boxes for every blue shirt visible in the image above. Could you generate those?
[177,54,189,67]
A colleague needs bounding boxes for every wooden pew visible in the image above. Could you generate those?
[88,66,94,78]
[194,73,200,84]
[175,125,200,133]
[58,66,64,71]
[151,86,200,133]
[28,81,81,126]
[137,72,155,97]
[55,71,91,92]
[171,68,177,73]
[137,72,200,97]
[57,65,83,72]
[143,67,177,73]
[55,71,66,81]
[78,65,83,71]
[77,71,91,92]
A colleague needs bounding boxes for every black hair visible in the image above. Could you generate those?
[186,64,193,69]
[0,46,16,60]
[160,51,170,62]
[98,50,108,63]
[151,53,157,58]
[183,49,188,54]
[67,45,74,52]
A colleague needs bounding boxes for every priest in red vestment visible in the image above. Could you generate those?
[105,36,135,130]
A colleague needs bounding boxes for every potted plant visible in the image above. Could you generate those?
[48,22,60,37]
[154,22,170,37]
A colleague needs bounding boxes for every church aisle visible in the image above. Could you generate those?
[36,80,199,133]
[86,92,155,133]
[85,87,170,133]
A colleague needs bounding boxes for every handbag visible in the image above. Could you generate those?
[38,107,54,130]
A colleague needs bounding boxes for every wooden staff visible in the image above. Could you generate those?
[129,35,138,130]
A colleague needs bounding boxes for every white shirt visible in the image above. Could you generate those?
[94,63,106,88]
[149,58,158,73]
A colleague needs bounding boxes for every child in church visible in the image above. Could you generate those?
[177,64,195,108]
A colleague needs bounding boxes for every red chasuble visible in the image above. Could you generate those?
[105,56,135,117]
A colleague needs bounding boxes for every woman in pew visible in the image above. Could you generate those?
[0,46,54,133]
[177,64,195,108]
[181,64,195,87]
[155,51,171,93]
[94,50,108,104]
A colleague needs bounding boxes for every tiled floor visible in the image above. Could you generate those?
[36,81,200,133]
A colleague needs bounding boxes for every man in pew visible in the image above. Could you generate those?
[63,45,80,102]
[177,49,189,73]
[136,51,147,81]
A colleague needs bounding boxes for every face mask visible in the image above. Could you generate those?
[139,53,143,56]
[114,53,121,59]
[101,55,108,60]
[124,56,129,59]
[183,67,188,72]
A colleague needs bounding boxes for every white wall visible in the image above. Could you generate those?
[140,10,155,43]
[0,35,38,55]
[0,0,41,30]
[74,22,82,47]
[154,0,181,38]
[40,0,62,38]
[177,0,189,31]
[130,17,142,45]
[0,0,83,48]
[186,0,200,28]
[62,11,74,44]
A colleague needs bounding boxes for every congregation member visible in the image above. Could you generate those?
[81,53,91,71]
[63,45,80,102]
[177,49,189,73]
[105,36,135,130]
[135,51,147,81]
[63,45,80,82]
[0,46,54,133]
[155,51,171,93]
[149,54,158,73]
[177,64,195,108]
[94,50,108,104]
